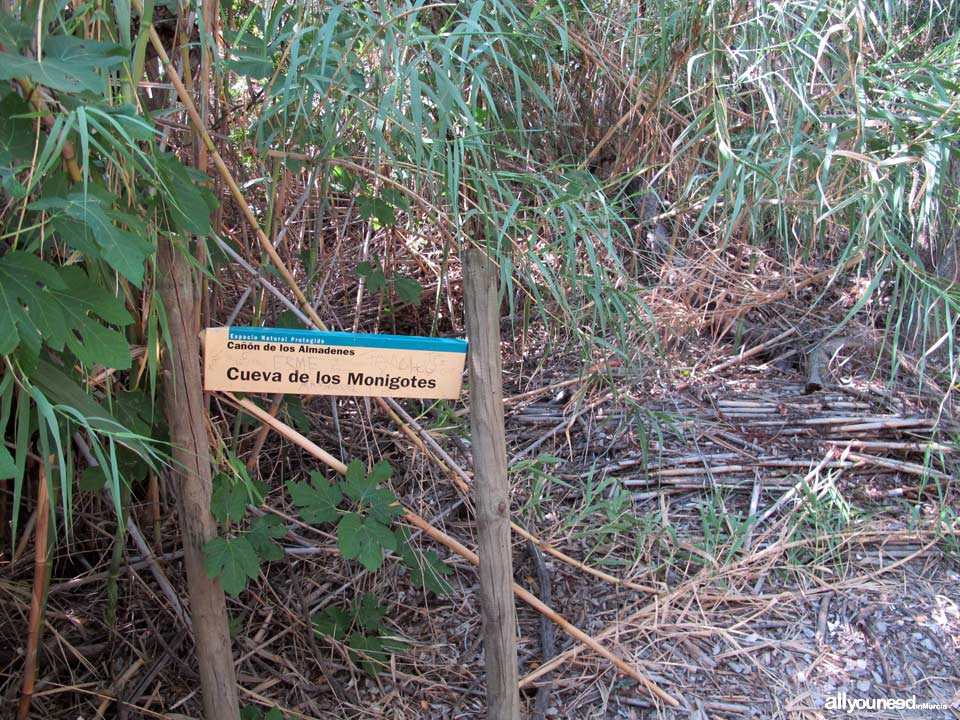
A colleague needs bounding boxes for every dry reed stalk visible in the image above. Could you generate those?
[18,462,51,720]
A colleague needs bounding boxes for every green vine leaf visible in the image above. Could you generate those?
[347,631,408,677]
[394,276,423,306]
[312,606,351,641]
[312,593,408,677]
[211,474,249,524]
[341,459,403,523]
[347,633,390,676]
[356,261,386,293]
[204,535,260,597]
[240,705,283,720]
[337,511,397,571]
[287,471,342,523]
[354,591,387,631]
[397,528,453,595]
[357,195,396,227]
[247,515,286,562]
[0,251,65,357]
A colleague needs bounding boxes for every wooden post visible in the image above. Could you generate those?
[157,238,241,720]
[463,248,521,720]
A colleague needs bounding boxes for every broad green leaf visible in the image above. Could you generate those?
[32,194,153,286]
[156,153,217,236]
[0,38,125,95]
[342,469,376,505]
[367,460,392,485]
[79,466,108,492]
[43,36,128,68]
[0,8,31,51]
[51,266,133,369]
[203,535,260,596]
[0,92,35,165]
[345,458,366,486]
[368,488,404,524]
[0,446,15,480]
[354,592,386,631]
[228,53,275,80]
[312,606,351,641]
[341,460,402,523]
[281,396,311,432]
[287,472,342,523]
[394,277,423,306]
[247,515,286,562]
[379,187,410,211]
[211,474,249,524]
[31,360,136,441]
[240,706,262,720]
[358,534,384,571]
[0,258,131,367]
[337,511,362,560]
[356,261,386,293]
[0,52,100,95]
[239,704,282,720]
[357,195,396,226]
[331,167,357,192]
[347,632,398,676]
[1,167,27,199]
[109,389,156,439]
[338,512,397,571]
[398,528,453,595]
[77,446,145,493]
[0,252,66,356]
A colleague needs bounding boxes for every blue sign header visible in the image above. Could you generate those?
[227,327,467,354]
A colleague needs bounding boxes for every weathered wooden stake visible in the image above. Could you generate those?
[157,238,241,720]
[463,248,522,720]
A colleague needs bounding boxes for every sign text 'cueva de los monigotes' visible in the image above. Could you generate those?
[203,327,467,399]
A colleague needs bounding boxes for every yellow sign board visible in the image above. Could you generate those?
[203,327,467,399]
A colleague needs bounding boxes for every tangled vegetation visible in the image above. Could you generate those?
[1,0,957,716]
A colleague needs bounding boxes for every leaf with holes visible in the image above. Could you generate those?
[0,38,125,95]
[52,266,133,368]
[0,254,131,368]
[0,251,65,357]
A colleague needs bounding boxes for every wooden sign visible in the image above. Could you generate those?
[203,327,467,399]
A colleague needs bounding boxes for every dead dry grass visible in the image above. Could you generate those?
[1,244,958,720]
